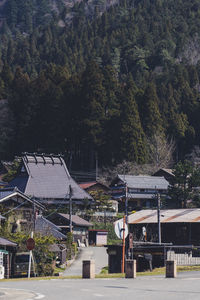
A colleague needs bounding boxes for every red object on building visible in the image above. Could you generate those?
[26,238,35,250]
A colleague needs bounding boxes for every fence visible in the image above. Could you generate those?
[165,246,200,266]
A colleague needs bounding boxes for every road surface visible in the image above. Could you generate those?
[62,246,108,276]
[1,271,200,299]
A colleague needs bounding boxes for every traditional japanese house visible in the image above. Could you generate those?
[8,153,93,207]
[0,187,44,233]
[48,213,93,244]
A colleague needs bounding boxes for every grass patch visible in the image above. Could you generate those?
[53,266,66,275]
[1,265,200,282]
[178,265,200,272]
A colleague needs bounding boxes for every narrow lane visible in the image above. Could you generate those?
[62,246,108,276]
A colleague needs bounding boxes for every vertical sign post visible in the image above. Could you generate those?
[27,233,35,278]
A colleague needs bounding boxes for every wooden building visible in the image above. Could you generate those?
[110,174,169,211]
[8,153,93,207]
[128,208,200,245]
[0,187,44,234]
[48,213,93,244]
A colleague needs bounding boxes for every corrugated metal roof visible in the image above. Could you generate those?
[58,213,93,227]
[128,209,200,224]
[18,154,92,201]
[118,175,169,190]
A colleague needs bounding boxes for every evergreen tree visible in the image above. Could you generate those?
[142,82,164,137]
[120,76,147,163]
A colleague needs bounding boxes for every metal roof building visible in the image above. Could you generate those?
[128,209,200,224]
[9,153,93,206]
[111,174,169,210]
[127,209,200,246]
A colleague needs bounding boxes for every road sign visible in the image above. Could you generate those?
[26,238,35,251]
[114,219,128,239]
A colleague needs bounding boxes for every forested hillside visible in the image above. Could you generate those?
[0,0,200,170]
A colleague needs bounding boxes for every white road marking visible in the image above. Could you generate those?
[93,294,103,297]
[35,293,45,299]
[81,289,90,292]
[0,287,45,299]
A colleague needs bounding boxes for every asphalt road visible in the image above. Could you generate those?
[1,271,200,300]
[62,246,108,276]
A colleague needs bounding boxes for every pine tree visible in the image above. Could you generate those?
[142,82,164,137]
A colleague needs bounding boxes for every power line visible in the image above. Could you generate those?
[2,200,28,216]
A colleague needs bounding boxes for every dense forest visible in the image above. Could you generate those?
[0,0,200,170]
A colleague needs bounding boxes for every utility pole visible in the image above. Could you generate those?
[122,182,128,273]
[69,184,73,233]
[125,182,128,225]
[157,190,161,244]
[121,215,126,273]
[95,152,98,181]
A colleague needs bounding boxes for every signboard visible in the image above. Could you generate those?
[0,252,3,266]
[114,219,128,239]
[26,238,35,251]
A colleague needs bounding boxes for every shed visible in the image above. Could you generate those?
[88,229,108,246]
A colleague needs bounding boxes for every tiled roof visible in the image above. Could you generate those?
[127,209,200,224]
[0,188,14,199]
[118,175,169,190]
[0,187,44,209]
[35,215,66,239]
[58,213,93,227]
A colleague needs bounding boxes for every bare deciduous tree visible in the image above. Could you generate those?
[147,134,175,169]
[100,134,175,185]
